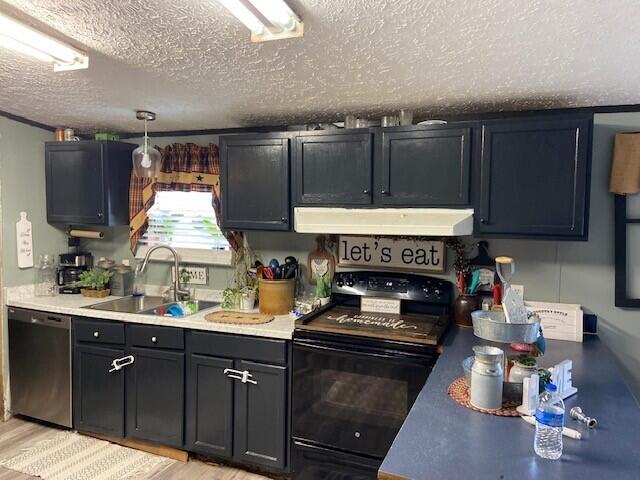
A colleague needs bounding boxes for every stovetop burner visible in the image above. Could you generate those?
[295,271,453,346]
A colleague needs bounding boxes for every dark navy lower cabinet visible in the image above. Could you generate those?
[185,331,290,472]
[73,319,291,473]
[234,360,287,469]
[185,354,235,458]
[73,343,126,437]
[475,115,592,239]
[125,346,185,448]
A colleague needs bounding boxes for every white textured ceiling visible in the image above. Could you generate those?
[1,0,639,133]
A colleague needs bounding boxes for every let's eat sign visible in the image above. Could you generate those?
[338,235,446,273]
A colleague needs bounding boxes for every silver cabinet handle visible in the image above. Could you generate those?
[224,368,257,385]
[151,336,158,343]
[93,331,100,338]
[109,355,135,373]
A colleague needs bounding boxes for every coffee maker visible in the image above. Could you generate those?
[58,236,93,293]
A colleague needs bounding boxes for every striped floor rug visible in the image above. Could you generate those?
[0,430,174,480]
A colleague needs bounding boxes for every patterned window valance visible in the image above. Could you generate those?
[128,143,242,253]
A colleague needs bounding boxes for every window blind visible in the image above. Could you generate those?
[140,191,230,251]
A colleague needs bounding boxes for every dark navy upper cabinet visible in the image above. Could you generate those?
[46,141,134,226]
[375,127,471,206]
[220,134,291,231]
[475,115,592,239]
[293,131,373,205]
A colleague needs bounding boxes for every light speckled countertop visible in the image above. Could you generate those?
[4,286,295,340]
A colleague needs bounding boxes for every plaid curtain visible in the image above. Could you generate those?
[129,143,242,253]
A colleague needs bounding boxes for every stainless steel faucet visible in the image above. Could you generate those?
[140,244,190,302]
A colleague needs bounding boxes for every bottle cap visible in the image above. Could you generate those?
[545,383,558,392]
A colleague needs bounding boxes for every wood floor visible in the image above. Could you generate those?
[0,417,270,480]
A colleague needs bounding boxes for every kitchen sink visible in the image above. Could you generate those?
[139,300,220,317]
[85,295,166,313]
[85,296,220,317]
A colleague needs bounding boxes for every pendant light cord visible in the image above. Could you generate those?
[143,118,149,155]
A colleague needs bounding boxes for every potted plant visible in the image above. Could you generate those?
[222,287,241,309]
[240,285,257,311]
[315,273,331,305]
[76,269,113,298]
[222,237,260,310]
[508,354,538,383]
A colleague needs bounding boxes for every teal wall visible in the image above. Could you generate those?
[0,118,67,287]
[1,116,639,399]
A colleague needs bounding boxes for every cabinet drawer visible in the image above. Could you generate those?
[189,331,287,364]
[74,319,124,345]
[127,325,184,350]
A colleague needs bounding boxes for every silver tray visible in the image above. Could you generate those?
[471,310,540,344]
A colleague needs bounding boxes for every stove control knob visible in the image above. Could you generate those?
[336,279,344,287]
[354,431,361,438]
[434,288,442,297]
[346,279,354,287]
[422,287,431,296]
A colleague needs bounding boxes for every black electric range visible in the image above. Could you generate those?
[292,271,452,480]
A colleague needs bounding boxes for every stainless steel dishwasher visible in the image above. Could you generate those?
[8,307,72,428]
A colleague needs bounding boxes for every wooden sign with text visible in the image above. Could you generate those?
[338,236,446,273]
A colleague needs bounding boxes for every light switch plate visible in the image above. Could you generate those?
[511,284,524,299]
[183,266,208,285]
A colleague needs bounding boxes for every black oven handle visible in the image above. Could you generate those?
[293,338,433,363]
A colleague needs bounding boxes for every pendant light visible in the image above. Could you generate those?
[132,111,161,178]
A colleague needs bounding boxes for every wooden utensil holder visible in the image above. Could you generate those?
[258,278,295,315]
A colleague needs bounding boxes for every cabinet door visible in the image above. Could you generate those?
[185,354,235,458]
[73,344,125,437]
[477,117,591,238]
[376,127,471,205]
[126,347,185,448]
[294,132,373,205]
[46,143,106,225]
[220,136,290,230]
[234,360,287,469]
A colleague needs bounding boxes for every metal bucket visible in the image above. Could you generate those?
[470,310,539,344]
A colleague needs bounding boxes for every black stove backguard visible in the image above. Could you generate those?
[331,270,452,316]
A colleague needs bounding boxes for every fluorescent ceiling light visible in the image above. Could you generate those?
[218,0,264,33]
[217,0,303,42]
[0,12,88,71]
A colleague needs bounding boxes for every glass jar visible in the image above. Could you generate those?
[34,254,57,296]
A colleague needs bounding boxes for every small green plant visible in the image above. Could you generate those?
[179,268,192,285]
[538,368,552,393]
[240,285,257,297]
[315,273,331,299]
[513,354,537,367]
[222,287,241,309]
[76,269,113,290]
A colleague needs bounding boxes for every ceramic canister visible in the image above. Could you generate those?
[470,345,504,410]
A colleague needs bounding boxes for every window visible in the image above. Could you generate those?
[137,191,231,265]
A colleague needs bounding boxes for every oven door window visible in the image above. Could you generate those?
[292,341,431,458]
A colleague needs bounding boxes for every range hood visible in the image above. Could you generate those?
[294,207,474,236]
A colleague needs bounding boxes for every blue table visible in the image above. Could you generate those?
[379,327,640,479]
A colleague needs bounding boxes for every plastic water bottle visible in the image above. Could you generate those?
[534,383,565,460]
